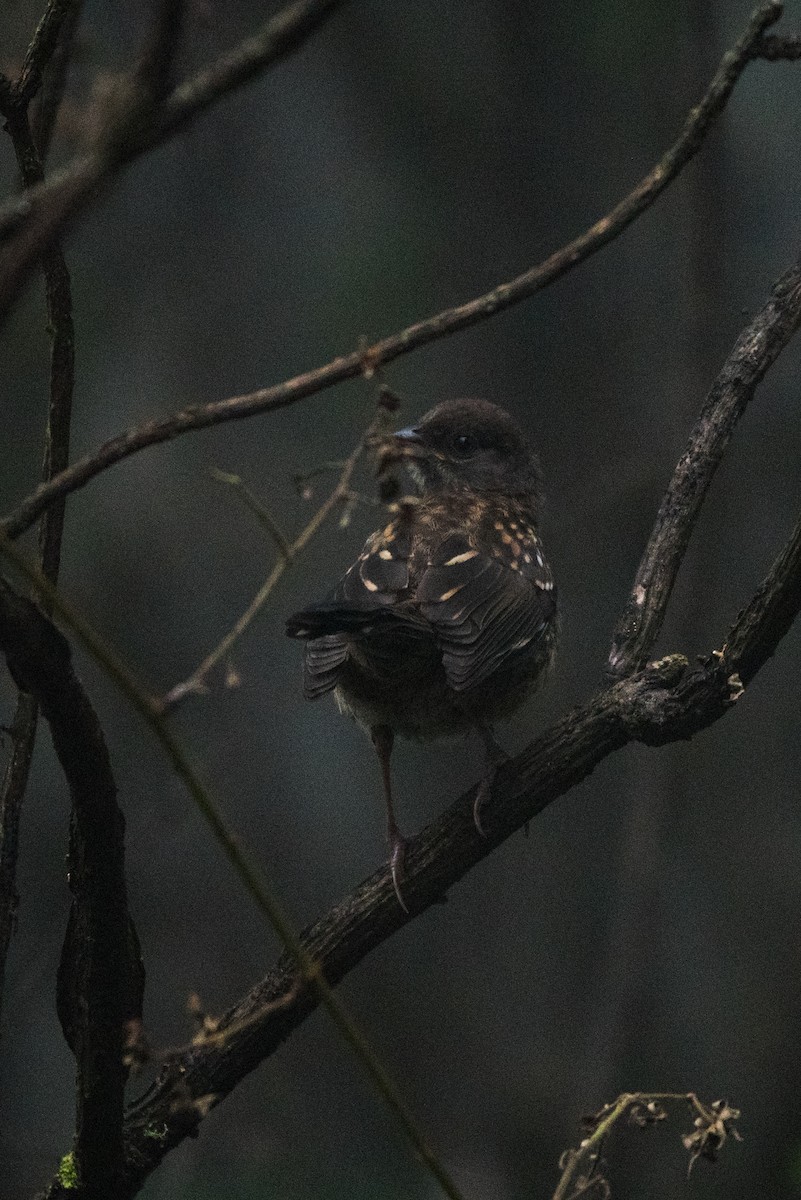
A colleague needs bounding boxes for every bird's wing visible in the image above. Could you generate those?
[333,520,412,607]
[291,520,420,699]
[416,530,556,693]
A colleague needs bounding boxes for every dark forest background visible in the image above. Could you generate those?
[2,1,801,1198]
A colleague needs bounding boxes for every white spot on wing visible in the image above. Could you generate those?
[445,550,479,565]
[363,579,379,592]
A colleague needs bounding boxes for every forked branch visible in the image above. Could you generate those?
[608,254,801,678]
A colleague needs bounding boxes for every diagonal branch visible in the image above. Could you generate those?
[0,0,790,535]
[0,581,139,1197]
[608,255,801,678]
[98,501,801,1197]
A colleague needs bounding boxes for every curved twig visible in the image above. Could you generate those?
[0,0,788,542]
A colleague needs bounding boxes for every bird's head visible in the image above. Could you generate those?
[393,398,543,503]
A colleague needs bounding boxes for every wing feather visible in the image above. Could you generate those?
[417,532,555,693]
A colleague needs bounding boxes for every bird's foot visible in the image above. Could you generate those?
[473,766,496,838]
[389,830,409,913]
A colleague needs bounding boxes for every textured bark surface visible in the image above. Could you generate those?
[0,583,142,1199]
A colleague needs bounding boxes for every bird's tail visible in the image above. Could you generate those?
[286,600,389,640]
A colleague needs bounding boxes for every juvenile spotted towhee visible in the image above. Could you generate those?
[286,398,557,907]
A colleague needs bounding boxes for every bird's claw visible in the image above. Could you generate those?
[389,832,409,913]
[473,768,495,838]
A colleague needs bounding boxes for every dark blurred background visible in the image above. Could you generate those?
[1,1,801,1197]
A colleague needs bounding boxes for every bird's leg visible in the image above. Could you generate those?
[473,722,508,837]
[371,724,408,912]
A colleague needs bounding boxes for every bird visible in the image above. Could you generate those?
[286,397,557,909]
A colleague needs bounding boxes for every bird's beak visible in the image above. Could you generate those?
[393,426,424,445]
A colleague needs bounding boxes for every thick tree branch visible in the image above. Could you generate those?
[0,581,138,1198]
[89,500,801,1197]
[0,1,789,538]
[608,255,801,678]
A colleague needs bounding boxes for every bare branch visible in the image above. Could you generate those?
[0,1,789,544]
[105,502,801,1195]
[608,255,801,678]
[211,470,293,560]
[157,0,347,135]
[13,0,80,108]
[713,510,801,686]
[0,581,139,1197]
[160,415,378,711]
[552,1092,741,1200]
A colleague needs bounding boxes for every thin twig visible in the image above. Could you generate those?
[209,469,292,560]
[608,255,801,678]
[161,432,371,711]
[552,1092,740,1200]
[0,1,789,543]
[0,543,467,1200]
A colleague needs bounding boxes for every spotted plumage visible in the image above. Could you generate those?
[286,398,558,907]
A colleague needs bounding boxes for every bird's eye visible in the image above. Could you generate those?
[450,432,478,457]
